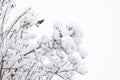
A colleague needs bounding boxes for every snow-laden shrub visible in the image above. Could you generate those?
[0,0,87,80]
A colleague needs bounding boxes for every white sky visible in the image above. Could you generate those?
[14,0,120,80]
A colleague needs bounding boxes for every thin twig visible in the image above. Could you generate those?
[1,3,9,39]
[25,63,36,80]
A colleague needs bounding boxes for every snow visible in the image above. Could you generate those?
[0,0,88,80]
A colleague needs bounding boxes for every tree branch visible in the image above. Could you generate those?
[1,3,9,39]
[2,8,31,41]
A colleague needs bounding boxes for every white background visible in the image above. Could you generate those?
[14,0,120,80]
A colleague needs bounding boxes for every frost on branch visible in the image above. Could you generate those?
[0,0,87,80]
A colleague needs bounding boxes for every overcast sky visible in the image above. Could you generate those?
[14,0,120,80]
